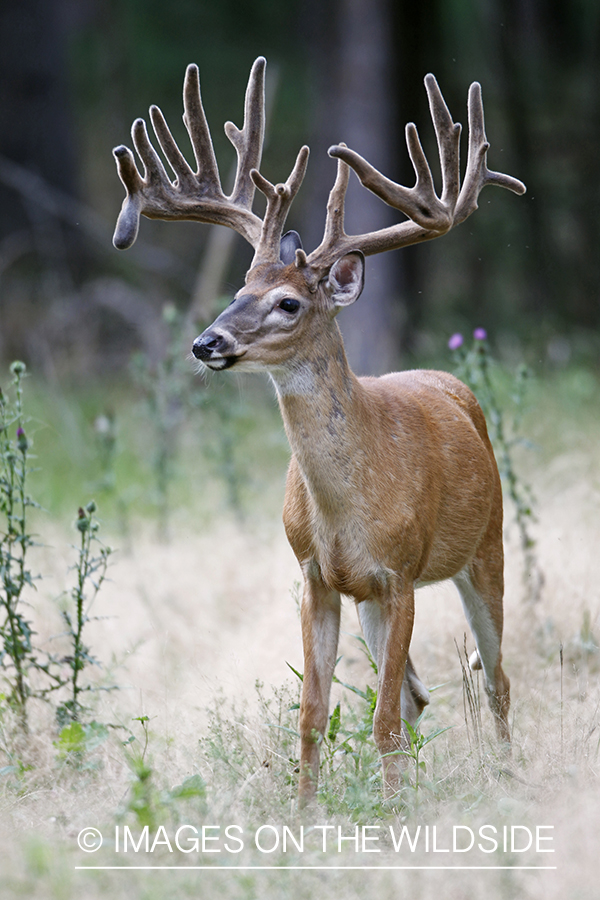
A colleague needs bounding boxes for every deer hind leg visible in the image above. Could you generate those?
[403,654,431,724]
[358,600,430,730]
[453,553,511,744]
[298,567,341,806]
[358,585,425,798]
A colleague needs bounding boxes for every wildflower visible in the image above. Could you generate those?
[448,333,464,351]
[10,361,26,376]
[473,327,487,341]
[76,508,90,533]
[16,426,28,453]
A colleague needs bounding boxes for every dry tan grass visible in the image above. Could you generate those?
[2,419,600,898]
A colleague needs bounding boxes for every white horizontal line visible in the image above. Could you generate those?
[75,865,557,871]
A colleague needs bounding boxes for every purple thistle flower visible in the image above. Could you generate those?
[473,327,487,341]
[448,333,464,351]
[16,426,28,453]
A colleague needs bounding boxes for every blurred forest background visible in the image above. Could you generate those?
[0,0,598,379]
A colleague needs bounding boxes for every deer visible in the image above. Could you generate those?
[112,56,525,804]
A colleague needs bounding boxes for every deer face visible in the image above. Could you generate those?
[191,239,365,375]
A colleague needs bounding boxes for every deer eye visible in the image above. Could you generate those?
[278,297,300,314]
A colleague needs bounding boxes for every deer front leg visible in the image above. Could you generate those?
[372,580,416,800]
[298,566,341,806]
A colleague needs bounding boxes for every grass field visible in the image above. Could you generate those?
[1,363,600,899]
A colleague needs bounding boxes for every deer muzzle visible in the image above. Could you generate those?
[192,329,239,370]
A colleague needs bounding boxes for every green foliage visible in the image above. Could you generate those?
[119,715,207,830]
[55,501,113,727]
[0,363,115,734]
[0,362,43,727]
[92,411,117,494]
[450,331,543,601]
[318,679,382,818]
[120,716,163,830]
[192,664,460,824]
[202,378,257,521]
[53,720,109,769]
[286,638,451,814]
[92,410,131,542]
[396,713,452,794]
[198,682,301,819]
[10,364,289,533]
[130,304,201,541]
[123,763,208,832]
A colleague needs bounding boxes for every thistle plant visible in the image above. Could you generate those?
[56,501,113,726]
[0,363,114,736]
[0,361,40,729]
[449,329,543,602]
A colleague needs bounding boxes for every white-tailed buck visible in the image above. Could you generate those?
[112,57,525,803]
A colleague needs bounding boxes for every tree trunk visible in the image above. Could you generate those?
[303,0,405,375]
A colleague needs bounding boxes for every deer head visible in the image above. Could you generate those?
[112,57,525,378]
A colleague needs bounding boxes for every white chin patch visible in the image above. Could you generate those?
[206,357,229,370]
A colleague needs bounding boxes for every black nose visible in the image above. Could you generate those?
[192,331,227,360]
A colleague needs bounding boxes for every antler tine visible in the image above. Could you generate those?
[321,149,350,245]
[112,144,145,249]
[423,73,462,210]
[454,81,526,224]
[224,57,266,210]
[305,124,443,268]
[307,74,525,271]
[112,59,267,252]
[303,150,351,273]
[182,63,222,189]
[113,116,181,249]
[325,75,461,237]
[250,145,310,268]
[150,104,198,193]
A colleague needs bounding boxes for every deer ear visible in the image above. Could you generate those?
[328,251,365,308]
[280,230,303,265]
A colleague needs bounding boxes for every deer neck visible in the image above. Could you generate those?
[269,323,367,516]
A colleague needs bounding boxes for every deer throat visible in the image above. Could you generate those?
[274,361,370,519]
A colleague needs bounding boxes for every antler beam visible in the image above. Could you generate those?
[112,58,268,251]
[306,74,526,272]
[112,56,311,268]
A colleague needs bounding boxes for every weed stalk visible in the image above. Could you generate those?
[131,304,199,541]
[450,330,543,602]
[56,501,112,725]
[455,636,483,758]
[0,362,39,729]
